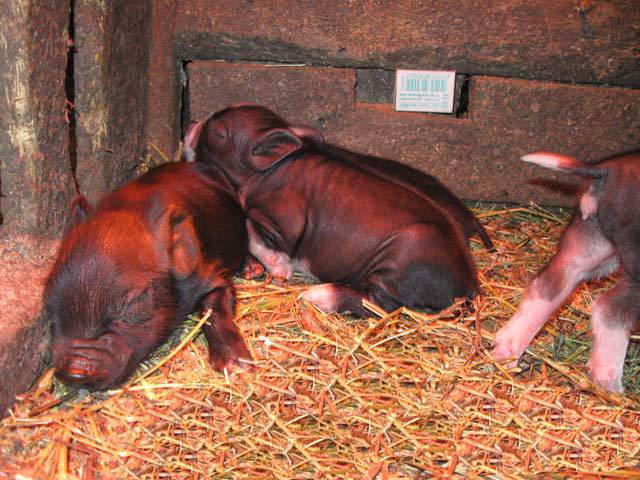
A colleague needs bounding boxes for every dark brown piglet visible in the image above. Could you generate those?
[45,162,251,390]
[184,105,485,316]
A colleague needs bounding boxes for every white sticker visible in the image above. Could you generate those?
[395,69,456,113]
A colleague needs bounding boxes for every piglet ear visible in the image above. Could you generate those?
[167,206,201,279]
[249,128,302,171]
[64,195,93,235]
[182,119,204,162]
[288,125,324,143]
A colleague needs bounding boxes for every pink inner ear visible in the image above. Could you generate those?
[289,125,324,142]
[580,189,598,220]
[183,120,204,161]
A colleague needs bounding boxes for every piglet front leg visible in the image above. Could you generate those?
[243,255,266,279]
[199,278,252,371]
[246,220,294,282]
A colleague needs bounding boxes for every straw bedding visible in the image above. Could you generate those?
[1,204,639,479]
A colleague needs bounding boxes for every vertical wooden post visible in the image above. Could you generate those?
[74,0,152,204]
[0,0,75,236]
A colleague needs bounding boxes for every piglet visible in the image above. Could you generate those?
[45,162,251,390]
[492,151,640,393]
[184,105,483,316]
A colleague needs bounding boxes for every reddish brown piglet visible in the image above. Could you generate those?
[45,162,251,390]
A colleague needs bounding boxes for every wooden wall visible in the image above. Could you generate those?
[148,0,640,205]
[2,0,639,235]
[0,0,151,235]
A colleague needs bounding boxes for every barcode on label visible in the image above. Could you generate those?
[401,77,448,93]
[395,70,456,113]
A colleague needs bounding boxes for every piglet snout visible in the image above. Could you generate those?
[54,351,112,388]
[55,363,105,388]
[52,334,133,389]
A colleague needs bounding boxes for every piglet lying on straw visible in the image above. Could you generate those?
[493,151,640,393]
[184,104,489,316]
[46,162,251,389]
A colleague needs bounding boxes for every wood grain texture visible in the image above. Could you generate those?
[146,0,180,160]
[0,235,57,418]
[175,0,640,87]
[0,0,75,235]
[188,62,355,124]
[74,0,151,204]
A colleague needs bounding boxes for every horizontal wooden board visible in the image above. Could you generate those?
[188,61,355,124]
[470,76,640,163]
[188,62,640,205]
[175,0,640,88]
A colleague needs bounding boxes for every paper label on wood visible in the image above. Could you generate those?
[395,70,456,113]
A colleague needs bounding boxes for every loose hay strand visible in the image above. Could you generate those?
[1,204,640,479]
[129,309,213,387]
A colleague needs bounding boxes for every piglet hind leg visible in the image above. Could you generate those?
[492,216,617,366]
[301,223,478,316]
[200,282,253,371]
[588,277,639,393]
[300,283,380,317]
[301,274,435,317]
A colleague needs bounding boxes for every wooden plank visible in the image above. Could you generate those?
[0,0,72,416]
[74,0,151,204]
[0,0,75,235]
[470,75,640,167]
[146,0,180,161]
[0,236,57,417]
[175,0,640,88]
[188,61,355,125]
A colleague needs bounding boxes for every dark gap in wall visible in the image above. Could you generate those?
[455,74,471,118]
[355,68,395,104]
[65,0,79,193]
[179,60,191,141]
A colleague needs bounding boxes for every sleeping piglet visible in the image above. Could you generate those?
[493,151,640,393]
[184,105,483,316]
[45,162,251,389]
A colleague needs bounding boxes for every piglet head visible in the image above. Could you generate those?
[46,195,200,390]
[184,105,323,187]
